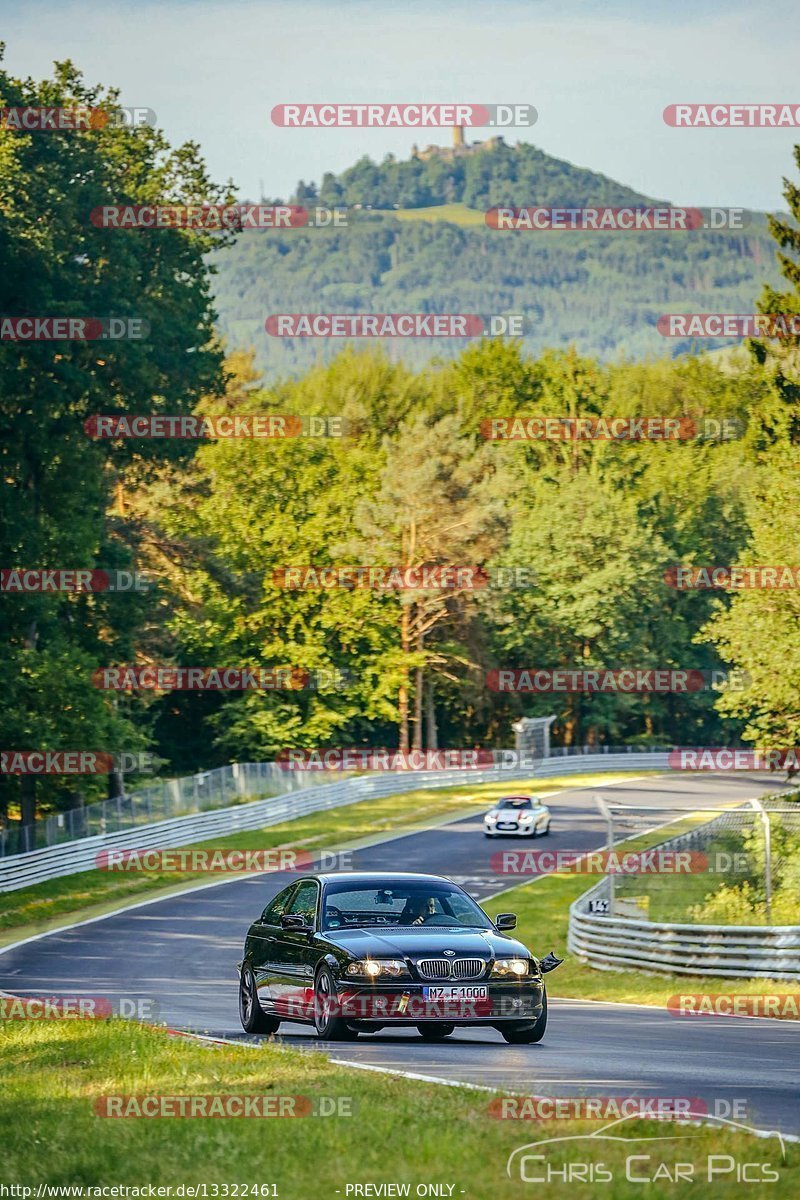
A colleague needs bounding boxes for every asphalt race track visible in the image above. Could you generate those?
[2,773,798,1136]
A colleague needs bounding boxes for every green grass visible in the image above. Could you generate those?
[0,772,650,944]
[612,829,752,924]
[483,815,800,1013]
[0,1020,793,1197]
[373,202,486,226]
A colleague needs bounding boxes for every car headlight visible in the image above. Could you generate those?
[519,813,533,822]
[485,812,498,822]
[491,958,530,977]
[345,959,409,978]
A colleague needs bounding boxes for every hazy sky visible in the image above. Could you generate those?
[2,0,799,210]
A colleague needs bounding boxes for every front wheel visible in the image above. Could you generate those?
[239,964,281,1035]
[417,1023,455,1040]
[314,965,358,1040]
[499,989,547,1043]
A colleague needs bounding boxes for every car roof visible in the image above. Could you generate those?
[497,794,536,801]
[302,871,456,885]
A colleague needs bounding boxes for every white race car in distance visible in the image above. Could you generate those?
[484,795,551,838]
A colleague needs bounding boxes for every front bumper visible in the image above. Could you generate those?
[332,979,544,1025]
[485,824,537,837]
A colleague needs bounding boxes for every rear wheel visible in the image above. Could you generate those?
[314,965,358,1040]
[417,1023,455,1040]
[239,964,281,1035]
[499,989,547,1043]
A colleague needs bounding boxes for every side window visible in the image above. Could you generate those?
[287,880,319,924]
[262,885,297,926]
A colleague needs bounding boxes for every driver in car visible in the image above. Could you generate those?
[405,896,438,925]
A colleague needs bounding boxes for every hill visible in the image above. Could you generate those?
[210,138,781,379]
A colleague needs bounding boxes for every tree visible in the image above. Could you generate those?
[700,449,800,747]
[0,53,228,824]
[487,468,674,746]
[700,144,800,749]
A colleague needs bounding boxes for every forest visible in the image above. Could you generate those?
[2,58,799,829]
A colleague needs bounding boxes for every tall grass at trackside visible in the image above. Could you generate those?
[0,1020,794,1197]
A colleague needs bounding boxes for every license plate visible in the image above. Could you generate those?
[498,823,518,830]
[422,985,488,1001]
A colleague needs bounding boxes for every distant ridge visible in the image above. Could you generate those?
[213,140,779,380]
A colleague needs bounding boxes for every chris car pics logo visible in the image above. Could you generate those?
[506,1114,785,1184]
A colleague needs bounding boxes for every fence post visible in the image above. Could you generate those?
[749,798,772,924]
[595,794,615,917]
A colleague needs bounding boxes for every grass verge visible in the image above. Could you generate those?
[0,1019,794,1197]
[483,814,800,1014]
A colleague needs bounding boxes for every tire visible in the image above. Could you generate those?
[499,989,547,1043]
[417,1023,455,1040]
[239,963,281,1035]
[314,965,358,1040]
[539,821,551,837]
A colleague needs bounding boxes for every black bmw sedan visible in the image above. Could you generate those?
[238,871,561,1043]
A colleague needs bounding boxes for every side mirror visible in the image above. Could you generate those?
[281,913,312,933]
[539,950,564,974]
[495,913,517,930]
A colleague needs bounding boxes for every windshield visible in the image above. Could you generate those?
[498,797,534,810]
[321,882,494,931]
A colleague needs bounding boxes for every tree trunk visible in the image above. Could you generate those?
[562,700,576,747]
[425,680,438,750]
[399,604,411,752]
[411,624,425,752]
[20,774,37,833]
[412,663,424,751]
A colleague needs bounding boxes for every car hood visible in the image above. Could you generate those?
[322,926,533,961]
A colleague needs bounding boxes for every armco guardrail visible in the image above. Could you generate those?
[568,803,800,981]
[1,744,672,856]
[0,751,669,892]
[0,761,313,857]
